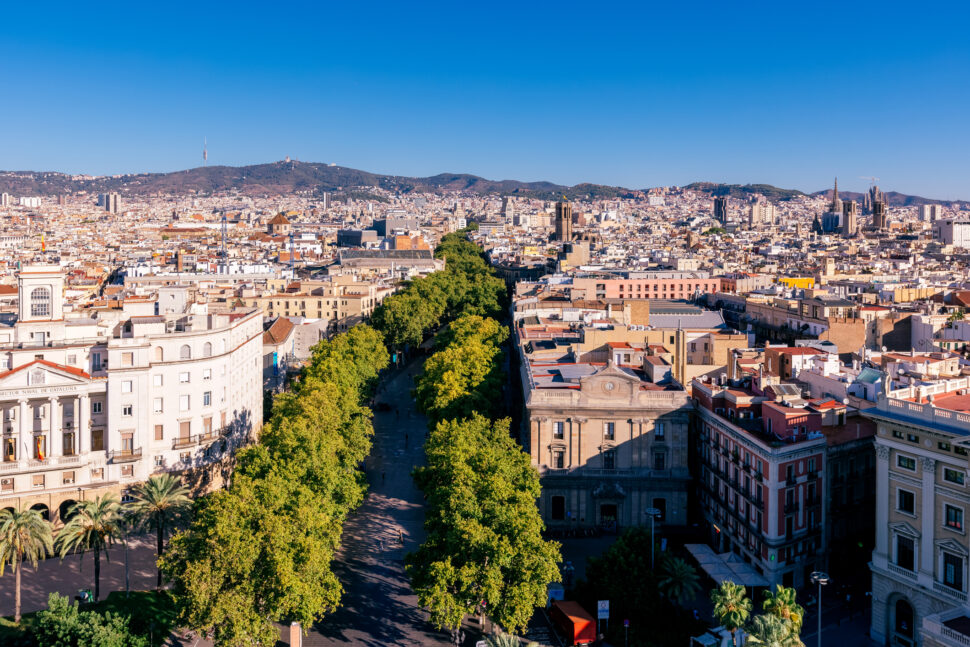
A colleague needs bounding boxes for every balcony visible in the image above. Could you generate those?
[108,448,142,463]
[934,581,969,603]
[172,436,199,450]
[887,562,918,581]
[786,475,797,486]
[923,609,970,647]
[199,431,220,446]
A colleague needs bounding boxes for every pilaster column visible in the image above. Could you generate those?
[48,396,60,457]
[78,394,90,454]
[573,417,587,466]
[874,443,890,562]
[920,456,937,576]
[18,399,29,461]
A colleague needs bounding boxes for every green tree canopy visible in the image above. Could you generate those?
[407,415,560,633]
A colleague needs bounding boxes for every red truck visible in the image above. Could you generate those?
[549,600,596,646]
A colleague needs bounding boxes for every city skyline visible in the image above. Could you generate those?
[2,2,970,197]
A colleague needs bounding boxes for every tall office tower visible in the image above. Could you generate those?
[713,196,728,224]
[842,200,858,236]
[104,192,120,214]
[57,195,67,206]
[919,204,932,221]
[321,192,332,211]
[872,200,888,230]
[501,196,515,223]
[922,204,944,221]
[0,193,9,208]
[748,202,776,227]
[554,197,573,241]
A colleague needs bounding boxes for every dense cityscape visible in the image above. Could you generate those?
[0,173,967,647]
[2,3,969,647]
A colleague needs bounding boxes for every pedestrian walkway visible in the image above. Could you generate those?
[0,535,159,617]
[308,359,450,646]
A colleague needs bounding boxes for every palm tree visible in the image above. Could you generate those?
[658,556,701,606]
[762,584,804,636]
[127,474,191,588]
[711,580,752,647]
[0,508,53,622]
[746,613,803,647]
[56,495,121,601]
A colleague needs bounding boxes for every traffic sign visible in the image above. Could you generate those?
[597,600,609,619]
[624,619,630,628]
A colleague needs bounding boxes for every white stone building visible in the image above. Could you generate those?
[0,265,263,523]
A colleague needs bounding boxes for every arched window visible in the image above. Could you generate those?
[203,342,213,357]
[180,344,191,360]
[30,287,51,318]
[154,347,164,362]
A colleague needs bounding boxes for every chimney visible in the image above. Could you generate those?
[289,622,302,647]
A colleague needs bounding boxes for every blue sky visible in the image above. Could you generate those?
[2,1,969,197]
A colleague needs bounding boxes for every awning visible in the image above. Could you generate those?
[686,543,770,588]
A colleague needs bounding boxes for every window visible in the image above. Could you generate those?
[154,455,164,467]
[62,471,75,485]
[897,489,915,514]
[32,474,45,489]
[92,401,102,414]
[121,380,133,394]
[655,422,665,441]
[946,505,964,531]
[179,452,191,462]
[122,433,134,452]
[203,391,212,407]
[180,395,190,411]
[907,433,919,444]
[553,450,565,469]
[553,421,564,440]
[892,430,904,439]
[945,468,966,486]
[551,496,565,521]
[654,452,666,470]
[153,374,163,387]
[652,498,667,522]
[896,536,915,571]
[604,422,615,441]
[944,552,964,591]
[203,368,212,381]
[153,398,163,414]
[67,354,76,365]
[122,352,133,367]
[30,287,50,317]
[154,424,163,441]
[154,347,164,362]
[603,449,616,470]
[203,417,212,436]
[897,455,917,471]
[121,465,133,477]
[808,458,816,473]
[122,405,133,416]
[91,429,104,452]
[940,441,953,452]
[179,372,190,383]
[180,345,192,360]
[90,467,104,480]
[203,342,213,357]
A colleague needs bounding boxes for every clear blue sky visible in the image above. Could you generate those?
[3,1,969,198]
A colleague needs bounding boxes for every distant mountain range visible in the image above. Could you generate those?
[0,161,960,206]
[0,160,635,202]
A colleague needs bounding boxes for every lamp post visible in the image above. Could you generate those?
[645,507,662,569]
[810,571,830,647]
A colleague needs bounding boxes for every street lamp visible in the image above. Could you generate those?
[810,571,830,647]
[645,507,662,570]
